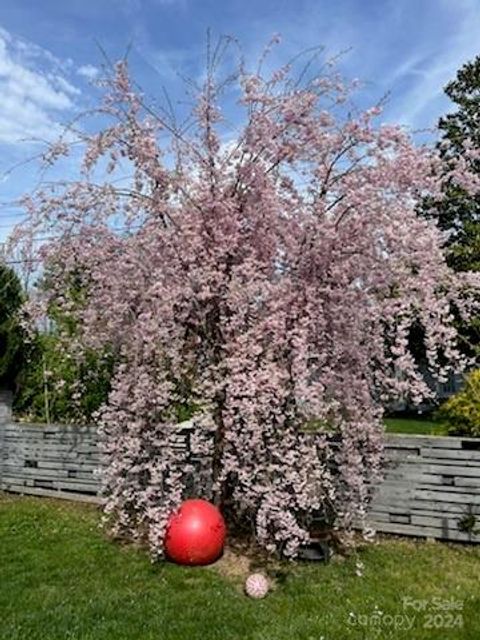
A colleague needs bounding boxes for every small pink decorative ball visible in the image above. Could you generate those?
[245,573,270,599]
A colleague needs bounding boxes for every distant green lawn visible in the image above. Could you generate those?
[384,417,448,435]
[1,494,480,639]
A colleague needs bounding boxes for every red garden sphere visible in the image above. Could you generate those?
[164,499,227,565]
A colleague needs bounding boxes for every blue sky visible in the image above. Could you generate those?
[1,0,480,242]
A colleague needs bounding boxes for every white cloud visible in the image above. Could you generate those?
[52,74,82,96]
[0,28,79,144]
[387,0,480,129]
[77,64,100,80]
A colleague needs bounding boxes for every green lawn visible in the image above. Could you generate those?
[384,417,448,435]
[1,494,480,639]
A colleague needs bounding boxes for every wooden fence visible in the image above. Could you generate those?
[368,434,480,542]
[1,421,101,503]
[1,399,479,543]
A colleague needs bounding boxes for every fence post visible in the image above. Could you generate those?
[0,390,12,491]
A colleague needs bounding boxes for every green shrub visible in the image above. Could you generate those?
[13,333,114,424]
[437,369,480,437]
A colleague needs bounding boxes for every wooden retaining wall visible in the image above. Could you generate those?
[1,404,479,543]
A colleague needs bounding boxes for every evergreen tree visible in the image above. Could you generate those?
[423,56,480,354]
[0,263,25,390]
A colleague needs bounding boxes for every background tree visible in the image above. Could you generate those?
[0,263,26,391]
[423,55,480,356]
[11,42,480,558]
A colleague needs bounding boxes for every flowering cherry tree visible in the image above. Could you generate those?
[13,43,480,557]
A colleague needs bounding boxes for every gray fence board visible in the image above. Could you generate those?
[372,521,475,542]
[0,484,101,503]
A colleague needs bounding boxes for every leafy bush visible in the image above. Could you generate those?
[14,333,114,424]
[437,369,480,437]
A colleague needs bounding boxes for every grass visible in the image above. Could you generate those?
[384,416,448,436]
[1,494,480,639]
[303,415,451,436]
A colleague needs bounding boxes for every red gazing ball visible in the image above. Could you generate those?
[164,499,227,566]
